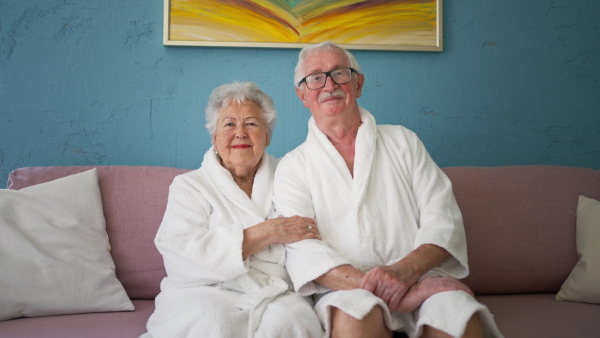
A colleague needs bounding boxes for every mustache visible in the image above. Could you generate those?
[318,89,347,103]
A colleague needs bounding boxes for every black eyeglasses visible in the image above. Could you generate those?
[298,67,358,89]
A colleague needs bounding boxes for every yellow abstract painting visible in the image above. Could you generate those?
[164,0,442,51]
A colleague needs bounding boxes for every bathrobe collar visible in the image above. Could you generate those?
[307,107,376,208]
[202,147,274,223]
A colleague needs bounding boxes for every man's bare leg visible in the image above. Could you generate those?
[330,305,392,338]
[422,313,483,338]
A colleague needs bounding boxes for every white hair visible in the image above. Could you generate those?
[205,81,277,137]
[294,41,362,87]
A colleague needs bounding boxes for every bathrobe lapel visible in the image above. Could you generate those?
[307,118,353,194]
[352,108,376,208]
[202,147,273,226]
[201,148,289,336]
[307,108,376,208]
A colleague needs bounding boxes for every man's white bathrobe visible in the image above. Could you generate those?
[273,108,502,338]
[142,149,321,338]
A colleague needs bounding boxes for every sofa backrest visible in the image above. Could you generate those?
[444,165,600,294]
[7,166,191,300]
[8,165,600,297]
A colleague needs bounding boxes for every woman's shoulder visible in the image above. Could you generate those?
[173,167,204,183]
[169,167,212,195]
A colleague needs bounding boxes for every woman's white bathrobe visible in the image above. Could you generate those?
[273,108,502,338]
[143,149,321,338]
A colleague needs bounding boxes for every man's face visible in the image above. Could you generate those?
[296,49,364,120]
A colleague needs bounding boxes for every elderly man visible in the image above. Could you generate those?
[273,42,503,338]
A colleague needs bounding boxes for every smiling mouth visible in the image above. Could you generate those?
[232,145,251,149]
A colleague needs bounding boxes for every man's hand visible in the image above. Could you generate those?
[362,265,475,313]
[361,244,466,312]
[360,264,420,312]
[392,276,474,313]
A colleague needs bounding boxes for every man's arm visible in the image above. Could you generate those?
[361,244,469,312]
[274,154,355,295]
[318,245,472,314]
[315,264,365,290]
[361,244,449,298]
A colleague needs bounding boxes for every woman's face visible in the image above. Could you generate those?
[212,101,269,174]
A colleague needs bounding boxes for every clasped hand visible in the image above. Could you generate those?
[242,215,320,260]
[267,215,321,243]
[360,265,474,313]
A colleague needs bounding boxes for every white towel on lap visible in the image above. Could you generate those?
[315,289,502,338]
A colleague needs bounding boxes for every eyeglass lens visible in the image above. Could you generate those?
[305,68,353,89]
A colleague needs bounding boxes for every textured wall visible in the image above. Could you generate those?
[1,0,599,184]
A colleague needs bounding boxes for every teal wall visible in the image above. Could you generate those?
[2,0,599,184]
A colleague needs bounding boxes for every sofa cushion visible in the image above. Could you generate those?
[0,299,154,338]
[443,166,600,294]
[0,169,133,321]
[556,195,600,304]
[477,293,600,338]
[7,166,192,299]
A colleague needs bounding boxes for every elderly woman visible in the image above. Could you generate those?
[142,82,322,338]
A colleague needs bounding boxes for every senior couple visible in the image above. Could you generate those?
[142,43,503,338]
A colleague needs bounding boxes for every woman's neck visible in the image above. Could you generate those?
[227,165,258,198]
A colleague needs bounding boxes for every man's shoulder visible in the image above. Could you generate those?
[275,142,316,181]
[279,141,311,164]
[376,123,419,141]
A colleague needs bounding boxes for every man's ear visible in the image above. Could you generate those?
[296,86,310,108]
[355,73,365,99]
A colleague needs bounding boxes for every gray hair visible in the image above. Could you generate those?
[294,41,362,87]
[205,81,277,137]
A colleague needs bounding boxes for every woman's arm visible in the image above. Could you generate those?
[242,216,320,260]
[156,176,250,284]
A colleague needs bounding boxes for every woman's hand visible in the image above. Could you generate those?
[266,215,320,244]
[242,216,320,259]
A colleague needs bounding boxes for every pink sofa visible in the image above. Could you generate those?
[2,165,599,337]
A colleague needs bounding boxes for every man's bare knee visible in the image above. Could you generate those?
[462,313,483,338]
[330,306,392,338]
[421,313,483,338]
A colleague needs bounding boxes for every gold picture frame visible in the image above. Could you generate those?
[163,0,442,51]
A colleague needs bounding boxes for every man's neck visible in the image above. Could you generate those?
[314,109,362,176]
[314,109,362,145]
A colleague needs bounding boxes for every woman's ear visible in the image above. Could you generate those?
[265,130,271,147]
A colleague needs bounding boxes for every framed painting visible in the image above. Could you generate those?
[163,0,443,51]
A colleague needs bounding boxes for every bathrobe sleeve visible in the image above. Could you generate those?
[395,127,469,278]
[155,174,249,286]
[274,153,352,296]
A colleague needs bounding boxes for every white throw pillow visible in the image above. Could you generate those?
[556,195,600,304]
[0,168,134,321]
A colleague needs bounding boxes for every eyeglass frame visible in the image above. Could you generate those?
[297,67,359,89]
